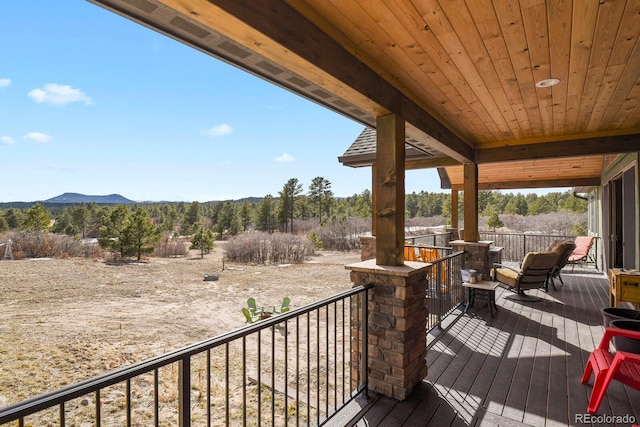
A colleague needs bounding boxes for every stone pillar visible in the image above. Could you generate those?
[359,236,376,261]
[451,240,493,278]
[347,259,429,400]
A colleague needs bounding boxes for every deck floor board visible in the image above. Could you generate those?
[335,271,640,426]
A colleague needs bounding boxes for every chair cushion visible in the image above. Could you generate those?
[494,267,520,288]
[494,252,558,290]
[550,241,577,269]
[521,251,559,272]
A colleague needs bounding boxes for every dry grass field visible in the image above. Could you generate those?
[0,242,361,410]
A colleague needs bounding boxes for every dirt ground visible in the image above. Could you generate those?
[0,243,361,408]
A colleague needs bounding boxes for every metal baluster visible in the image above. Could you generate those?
[206,350,211,427]
[257,330,262,425]
[295,317,300,427]
[271,323,275,427]
[242,336,246,427]
[126,378,131,427]
[284,320,289,427]
[225,344,229,426]
[179,358,191,427]
[96,389,101,426]
[154,369,159,427]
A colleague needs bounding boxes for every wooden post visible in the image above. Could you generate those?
[451,189,458,230]
[463,163,479,242]
[375,114,405,266]
[371,163,377,236]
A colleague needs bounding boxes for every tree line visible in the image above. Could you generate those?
[0,178,586,259]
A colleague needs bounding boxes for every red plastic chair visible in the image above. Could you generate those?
[581,327,640,414]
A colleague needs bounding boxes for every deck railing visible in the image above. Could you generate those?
[0,285,373,427]
[405,231,452,248]
[425,250,465,331]
[479,231,601,268]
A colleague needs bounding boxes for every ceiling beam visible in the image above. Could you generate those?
[450,177,601,191]
[476,134,640,163]
[203,0,474,163]
[406,157,461,170]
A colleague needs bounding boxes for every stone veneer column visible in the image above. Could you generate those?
[347,259,429,400]
[450,240,493,278]
[359,236,376,261]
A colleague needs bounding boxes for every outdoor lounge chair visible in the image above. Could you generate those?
[247,297,261,317]
[581,327,640,414]
[404,243,419,262]
[492,252,558,302]
[274,296,290,314]
[242,307,260,324]
[547,240,577,291]
[568,235,596,271]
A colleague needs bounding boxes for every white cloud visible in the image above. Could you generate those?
[1,135,15,144]
[203,123,233,137]
[275,153,295,163]
[24,132,52,143]
[0,78,11,88]
[28,83,93,106]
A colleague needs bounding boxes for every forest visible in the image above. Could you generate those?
[0,177,588,261]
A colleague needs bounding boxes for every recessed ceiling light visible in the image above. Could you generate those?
[535,78,560,88]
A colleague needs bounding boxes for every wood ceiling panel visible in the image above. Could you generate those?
[436,0,524,139]
[280,0,640,149]
[548,0,572,135]
[386,0,501,140]
[522,1,554,136]
[467,0,533,139]
[577,0,628,134]
[493,0,545,139]
[444,156,604,190]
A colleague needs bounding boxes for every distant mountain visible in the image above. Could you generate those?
[43,193,135,204]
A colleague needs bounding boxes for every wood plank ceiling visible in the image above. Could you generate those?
[90,0,640,189]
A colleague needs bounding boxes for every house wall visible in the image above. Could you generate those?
[601,152,640,270]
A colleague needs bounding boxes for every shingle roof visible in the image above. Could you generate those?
[338,127,439,168]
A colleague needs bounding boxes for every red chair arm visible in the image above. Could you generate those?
[616,350,640,364]
[598,327,640,350]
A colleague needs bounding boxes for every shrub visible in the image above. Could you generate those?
[224,232,315,264]
[154,235,190,258]
[312,217,369,251]
[4,231,91,259]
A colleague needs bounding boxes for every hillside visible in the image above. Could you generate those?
[43,193,135,204]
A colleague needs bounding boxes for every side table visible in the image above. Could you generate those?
[608,268,640,309]
[463,280,500,317]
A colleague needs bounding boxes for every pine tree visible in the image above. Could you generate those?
[190,227,215,258]
[309,176,331,223]
[98,205,131,258]
[279,178,303,232]
[21,204,50,232]
[124,208,159,260]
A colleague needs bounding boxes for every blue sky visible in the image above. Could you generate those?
[1,1,453,203]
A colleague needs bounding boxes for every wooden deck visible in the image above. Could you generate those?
[329,270,640,426]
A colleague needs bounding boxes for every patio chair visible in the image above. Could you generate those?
[404,244,419,262]
[568,235,595,272]
[546,240,577,291]
[581,327,640,414]
[418,246,440,263]
[242,307,259,324]
[492,252,558,302]
[274,296,290,314]
[247,297,261,316]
